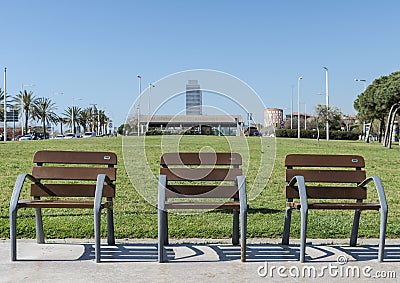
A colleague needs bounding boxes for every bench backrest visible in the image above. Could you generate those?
[285,154,367,200]
[160,152,242,199]
[30,150,117,198]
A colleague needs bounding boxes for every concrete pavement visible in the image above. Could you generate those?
[1,238,399,282]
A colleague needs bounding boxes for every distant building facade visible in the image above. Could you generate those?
[264,108,283,128]
[186,80,202,115]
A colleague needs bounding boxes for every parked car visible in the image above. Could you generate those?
[83,132,96,138]
[54,135,65,139]
[19,135,33,141]
[64,133,77,139]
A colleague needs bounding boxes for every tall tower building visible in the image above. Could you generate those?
[186,80,202,115]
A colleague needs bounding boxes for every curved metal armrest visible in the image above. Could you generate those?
[94,174,112,212]
[358,176,388,212]
[288,176,308,211]
[237,176,247,212]
[158,174,167,211]
[10,173,41,212]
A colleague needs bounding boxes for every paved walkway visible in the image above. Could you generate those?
[1,238,399,282]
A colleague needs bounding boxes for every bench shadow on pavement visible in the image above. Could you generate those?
[77,243,400,263]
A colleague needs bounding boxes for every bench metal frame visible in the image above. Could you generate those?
[281,154,388,262]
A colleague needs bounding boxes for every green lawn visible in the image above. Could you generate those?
[1,136,399,240]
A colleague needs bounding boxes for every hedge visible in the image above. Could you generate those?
[275,129,359,140]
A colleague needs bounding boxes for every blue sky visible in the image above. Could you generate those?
[1,0,400,127]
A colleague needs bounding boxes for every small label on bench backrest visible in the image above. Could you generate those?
[104,155,111,160]
[351,159,359,163]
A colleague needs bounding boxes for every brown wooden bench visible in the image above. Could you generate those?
[158,152,247,262]
[10,150,117,263]
[282,154,388,262]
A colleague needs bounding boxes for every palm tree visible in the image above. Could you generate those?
[78,107,92,132]
[12,90,37,135]
[63,106,82,134]
[31,97,58,139]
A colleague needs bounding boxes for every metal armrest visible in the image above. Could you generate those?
[158,175,167,211]
[358,176,388,213]
[10,173,42,213]
[288,176,308,212]
[94,174,112,212]
[237,175,247,212]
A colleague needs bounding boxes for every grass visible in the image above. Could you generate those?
[0,136,399,240]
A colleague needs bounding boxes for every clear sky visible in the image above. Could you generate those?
[1,0,400,127]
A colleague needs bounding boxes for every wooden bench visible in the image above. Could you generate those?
[10,150,117,263]
[157,152,247,262]
[282,154,388,262]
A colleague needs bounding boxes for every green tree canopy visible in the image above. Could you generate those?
[353,71,400,139]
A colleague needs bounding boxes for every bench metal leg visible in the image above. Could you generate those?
[300,208,308,263]
[240,209,247,262]
[163,211,169,245]
[107,206,115,245]
[350,210,361,247]
[232,210,239,246]
[94,207,101,263]
[10,208,17,261]
[282,206,292,245]
[378,208,388,262]
[158,209,167,263]
[35,208,45,244]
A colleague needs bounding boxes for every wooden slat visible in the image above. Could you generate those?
[166,185,238,198]
[160,168,242,181]
[33,150,117,165]
[285,154,365,168]
[285,186,367,199]
[32,167,116,181]
[160,152,242,166]
[165,201,240,210]
[17,200,112,209]
[287,202,380,210]
[286,169,366,183]
[30,184,115,197]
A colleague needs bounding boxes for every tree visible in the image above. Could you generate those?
[63,106,82,134]
[12,90,37,135]
[78,107,92,132]
[31,97,58,139]
[315,104,342,140]
[354,71,400,141]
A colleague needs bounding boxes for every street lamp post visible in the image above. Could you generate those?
[297,76,302,139]
[137,75,141,136]
[354,79,366,91]
[291,85,294,129]
[147,83,155,131]
[323,67,329,141]
[3,68,7,142]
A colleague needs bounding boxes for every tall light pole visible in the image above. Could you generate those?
[137,75,142,136]
[21,83,35,135]
[323,67,329,141]
[148,83,155,131]
[354,78,366,91]
[291,85,294,129]
[297,76,302,139]
[3,68,7,142]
